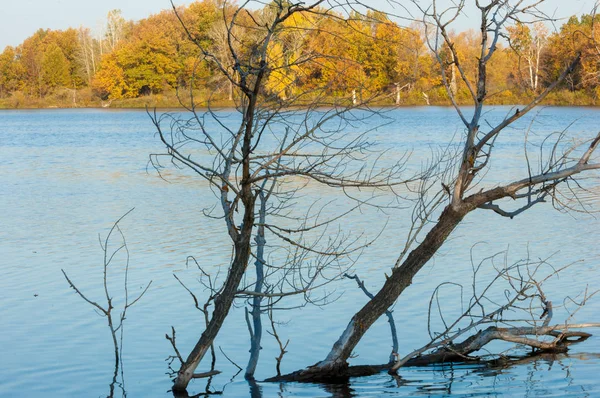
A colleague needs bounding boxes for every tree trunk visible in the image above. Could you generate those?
[450,63,457,97]
[173,226,253,391]
[528,58,535,91]
[245,193,267,379]
[422,92,430,105]
[279,204,468,381]
[267,325,593,382]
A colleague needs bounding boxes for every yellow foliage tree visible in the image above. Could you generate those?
[92,53,128,99]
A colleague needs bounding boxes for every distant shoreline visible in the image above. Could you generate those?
[2,102,599,111]
[2,85,599,111]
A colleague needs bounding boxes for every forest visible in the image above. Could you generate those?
[1,0,600,108]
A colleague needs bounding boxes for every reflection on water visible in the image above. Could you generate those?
[205,351,600,398]
[0,108,599,397]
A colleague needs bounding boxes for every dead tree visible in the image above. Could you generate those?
[151,0,414,392]
[278,0,600,381]
[268,249,599,382]
[62,210,152,397]
[241,180,347,380]
[390,250,599,370]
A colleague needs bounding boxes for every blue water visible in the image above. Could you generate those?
[0,107,599,397]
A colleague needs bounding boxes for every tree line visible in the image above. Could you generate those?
[1,1,600,107]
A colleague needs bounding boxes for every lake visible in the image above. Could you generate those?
[1,107,599,397]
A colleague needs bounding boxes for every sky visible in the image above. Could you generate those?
[0,0,596,51]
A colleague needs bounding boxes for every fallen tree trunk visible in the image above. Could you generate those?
[267,205,469,383]
[267,323,595,382]
[393,325,592,368]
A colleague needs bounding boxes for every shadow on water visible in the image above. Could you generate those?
[100,348,600,397]
[391,351,600,397]
[169,376,354,398]
[247,378,262,398]
[107,337,600,398]
[170,373,226,398]
[108,361,127,398]
[237,351,600,398]
[321,382,356,397]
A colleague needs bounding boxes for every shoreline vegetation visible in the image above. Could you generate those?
[0,88,598,109]
[2,2,600,110]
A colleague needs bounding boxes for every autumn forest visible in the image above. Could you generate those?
[1,1,600,108]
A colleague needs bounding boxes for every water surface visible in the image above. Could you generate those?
[1,107,599,397]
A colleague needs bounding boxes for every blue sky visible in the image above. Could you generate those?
[0,0,595,51]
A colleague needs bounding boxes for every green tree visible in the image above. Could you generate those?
[41,43,71,93]
[93,10,182,99]
[46,28,85,88]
